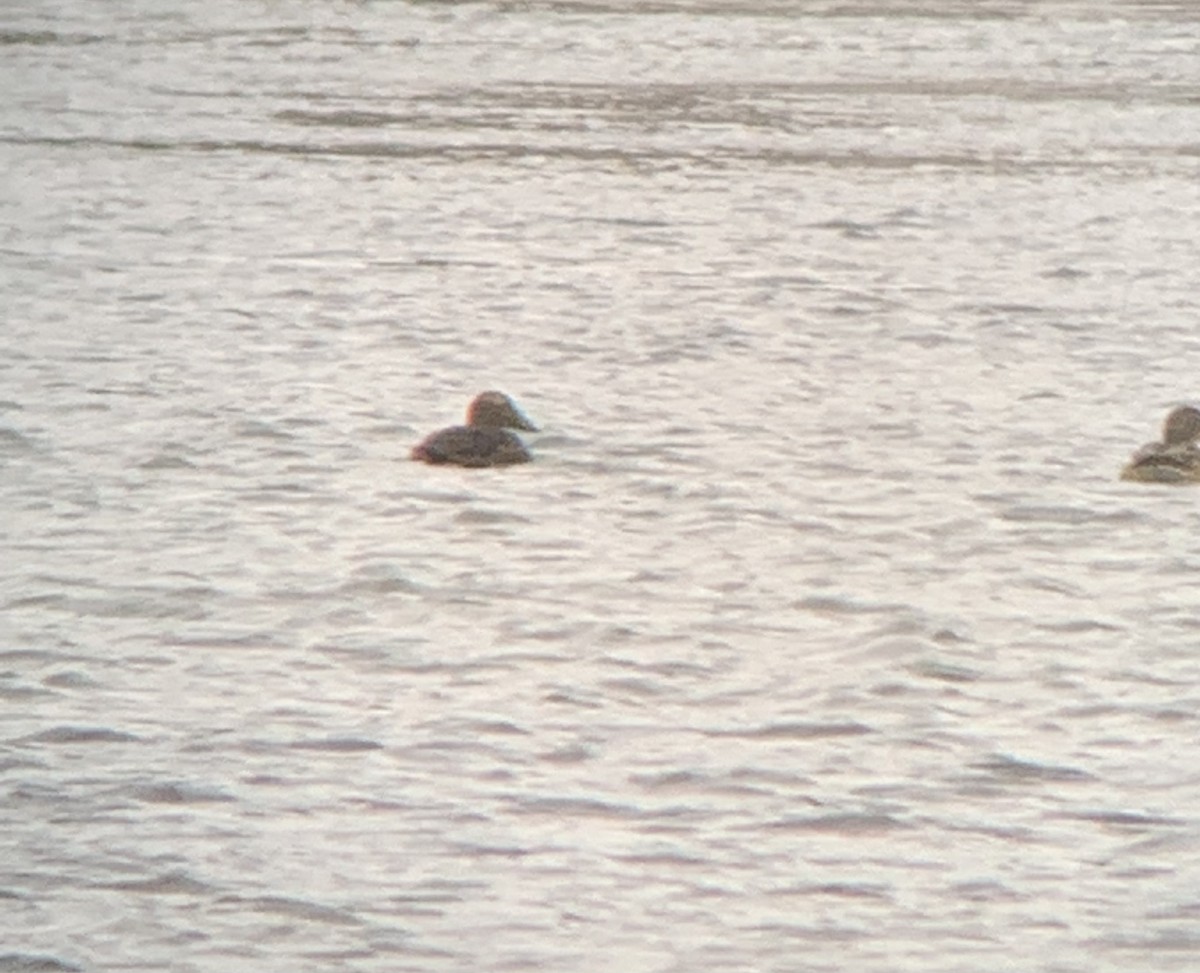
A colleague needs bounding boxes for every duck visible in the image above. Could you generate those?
[411,391,538,467]
[1120,405,1200,483]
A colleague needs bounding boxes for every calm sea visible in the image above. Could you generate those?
[3,1,1200,970]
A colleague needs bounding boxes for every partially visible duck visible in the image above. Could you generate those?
[411,391,537,467]
[1120,405,1200,483]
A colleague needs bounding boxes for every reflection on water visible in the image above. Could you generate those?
[2,1,1200,971]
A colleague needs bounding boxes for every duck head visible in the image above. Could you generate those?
[466,391,538,432]
[1162,405,1200,446]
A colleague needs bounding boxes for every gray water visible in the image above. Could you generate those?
[3,1,1200,970]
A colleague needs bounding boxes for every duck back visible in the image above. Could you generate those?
[411,425,532,467]
[1120,443,1200,483]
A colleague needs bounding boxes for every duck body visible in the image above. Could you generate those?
[1121,405,1200,483]
[1120,442,1200,483]
[411,426,532,467]
[411,391,537,468]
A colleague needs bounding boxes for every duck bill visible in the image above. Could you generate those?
[511,409,538,432]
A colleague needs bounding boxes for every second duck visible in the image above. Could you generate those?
[1120,405,1200,483]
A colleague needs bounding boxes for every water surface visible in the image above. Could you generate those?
[3,1,1200,971]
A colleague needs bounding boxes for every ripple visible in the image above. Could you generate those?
[970,753,1095,784]
[0,427,37,454]
[286,737,384,753]
[0,956,84,973]
[707,721,874,740]
[763,812,911,834]
[509,796,651,819]
[95,872,215,896]
[772,881,892,901]
[1051,810,1184,830]
[906,659,983,683]
[129,782,237,805]
[22,726,142,746]
[218,894,361,926]
[0,30,101,46]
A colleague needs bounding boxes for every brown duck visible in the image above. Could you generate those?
[1120,405,1200,483]
[411,391,537,467]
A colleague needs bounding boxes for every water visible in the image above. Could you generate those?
[3,1,1200,970]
